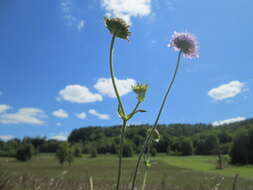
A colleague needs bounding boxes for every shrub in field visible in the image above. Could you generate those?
[56,143,68,166]
[66,147,75,166]
[90,147,98,158]
[56,142,74,166]
[74,145,82,157]
[15,144,34,162]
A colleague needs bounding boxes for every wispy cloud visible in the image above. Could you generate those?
[57,85,103,103]
[75,112,87,119]
[88,109,110,120]
[208,80,246,101]
[52,109,69,118]
[94,78,136,98]
[50,132,68,141]
[0,107,46,125]
[212,117,246,126]
[0,104,12,113]
[61,0,85,31]
[101,0,152,24]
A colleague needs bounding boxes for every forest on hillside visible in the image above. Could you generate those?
[1,118,253,165]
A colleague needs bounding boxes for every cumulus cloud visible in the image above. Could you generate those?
[0,135,14,141]
[94,78,136,98]
[0,108,46,125]
[61,0,85,31]
[75,112,87,119]
[208,81,246,101]
[52,109,69,118]
[212,117,246,126]
[0,104,12,113]
[102,0,152,24]
[58,85,103,103]
[50,132,68,141]
[88,109,110,120]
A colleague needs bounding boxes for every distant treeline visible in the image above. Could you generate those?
[1,118,253,165]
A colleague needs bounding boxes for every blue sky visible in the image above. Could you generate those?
[0,0,252,141]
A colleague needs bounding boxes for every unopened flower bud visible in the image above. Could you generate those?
[105,17,131,40]
[132,84,148,102]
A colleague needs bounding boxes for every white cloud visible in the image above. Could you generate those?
[212,117,246,126]
[0,104,12,113]
[61,0,85,31]
[75,112,87,119]
[50,132,68,141]
[94,78,136,98]
[0,135,14,141]
[56,122,62,126]
[88,109,110,120]
[102,0,152,24]
[208,81,246,101]
[0,108,46,125]
[58,85,103,103]
[52,109,69,118]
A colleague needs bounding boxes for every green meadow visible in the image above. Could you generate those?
[158,155,253,179]
[1,154,253,190]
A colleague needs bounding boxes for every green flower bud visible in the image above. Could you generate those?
[132,84,148,102]
[104,17,131,40]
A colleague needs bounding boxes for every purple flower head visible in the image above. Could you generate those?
[168,32,199,58]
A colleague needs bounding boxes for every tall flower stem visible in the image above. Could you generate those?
[131,51,182,190]
[141,169,148,190]
[109,33,126,190]
[109,33,126,115]
[116,120,127,190]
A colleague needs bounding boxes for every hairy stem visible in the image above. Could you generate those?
[131,51,182,190]
[116,120,127,190]
[109,33,126,115]
[109,33,127,190]
[141,169,148,190]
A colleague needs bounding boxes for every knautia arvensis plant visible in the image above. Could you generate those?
[131,31,199,190]
[104,17,148,190]
[105,17,199,190]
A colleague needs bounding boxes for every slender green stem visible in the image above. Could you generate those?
[141,168,148,190]
[116,120,127,190]
[116,102,140,190]
[109,33,129,190]
[127,101,141,120]
[109,33,126,115]
[131,51,182,190]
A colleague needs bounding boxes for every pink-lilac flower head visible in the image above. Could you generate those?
[168,32,199,58]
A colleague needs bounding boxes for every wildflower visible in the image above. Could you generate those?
[132,84,148,102]
[168,32,199,58]
[105,17,131,40]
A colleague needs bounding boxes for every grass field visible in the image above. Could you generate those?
[0,154,253,190]
[158,155,253,179]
